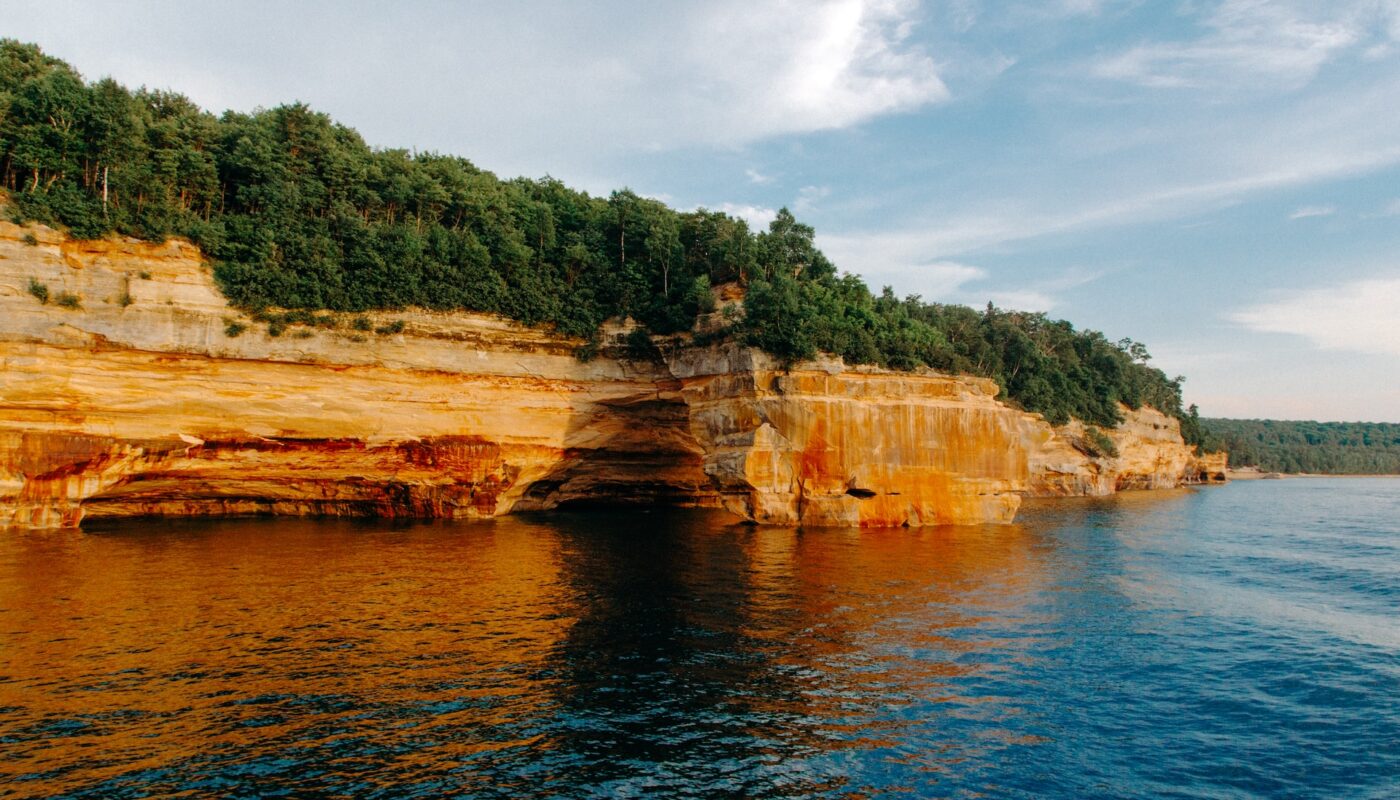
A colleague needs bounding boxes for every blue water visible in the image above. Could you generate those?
[1,478,1397,798]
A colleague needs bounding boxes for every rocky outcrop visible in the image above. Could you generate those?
[667,347,1224,527]
[1025,407,1222,497]
[0,219,1223,530]
[669,349,1036,527]
[1190,451,1229,484]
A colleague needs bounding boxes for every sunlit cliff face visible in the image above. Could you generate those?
[677,369,1035,526]
[0,218,1221,530]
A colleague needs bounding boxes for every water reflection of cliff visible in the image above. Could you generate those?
[0,512,1054,797]
[0,518,580,796]
[536,511,1052,795]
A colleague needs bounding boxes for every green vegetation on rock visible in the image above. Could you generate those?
[0,39,1194,431]
[1081,426,1120,459]
[26,276,48,303]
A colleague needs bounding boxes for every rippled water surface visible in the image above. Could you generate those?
[2,479,1398,798]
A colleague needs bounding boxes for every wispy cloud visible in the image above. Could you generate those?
[1230,276,1400,357]
[1056,0,1108,15]
[714,202,778,230]
[745,168,774,185]
[967,265,1103,312]
[984,290,1056,311]
[816,253,1099,313]
[820,141,1400,266]
[1090,1,1374,91]
[838,258,987,299]
[793,185,832,214]
[1289,204,1336,219]
[895,260,988,298]
[808,1,1400,273]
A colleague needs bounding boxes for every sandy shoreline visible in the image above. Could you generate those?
[1227,469,1400,480]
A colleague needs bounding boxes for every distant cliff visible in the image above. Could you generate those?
[0,220,1224,530]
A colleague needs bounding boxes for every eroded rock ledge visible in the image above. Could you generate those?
[0,220,1224,530]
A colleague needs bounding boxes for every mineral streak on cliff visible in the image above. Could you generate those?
[0,220,1223,530]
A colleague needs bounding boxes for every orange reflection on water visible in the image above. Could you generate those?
[0,518,579,794]
[0,510,1059,796]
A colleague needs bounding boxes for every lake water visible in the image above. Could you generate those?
[1,479,1397,799]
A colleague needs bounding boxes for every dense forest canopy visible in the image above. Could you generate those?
[1199,419,1400,474]
[1,40,1195,435]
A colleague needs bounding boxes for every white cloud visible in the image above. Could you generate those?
[4,0,948,179]
[1289,204,1336,219]
[1229,277,1400,357]
[1055,0,1108,15]
[896,259,985,297]
[1091,1,1377,90]
[716,0,951,134]
[819,140,1400,262]
[793,185,832,214]
[823,257,1095,312]
[841,258,987,299]
[658,0,948,150]
[745,168,775,185]
[714,202,779,230]
[984,290,1056,311]
[963,265,1103,312]
[918,261,988,293]
[941,0,979,32]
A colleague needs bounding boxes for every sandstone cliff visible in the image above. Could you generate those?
[0,220,1223,530]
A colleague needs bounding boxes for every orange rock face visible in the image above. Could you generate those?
[667,349,1226,527]
[0,219,1223,530]
[669,355,1035,526]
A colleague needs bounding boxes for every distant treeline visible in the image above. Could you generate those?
[1,39,1193,432]
[1200,419,1400,474]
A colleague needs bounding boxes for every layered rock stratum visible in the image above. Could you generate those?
[0,220,1224,530]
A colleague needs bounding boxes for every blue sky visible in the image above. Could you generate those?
[10,0,1400,421]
